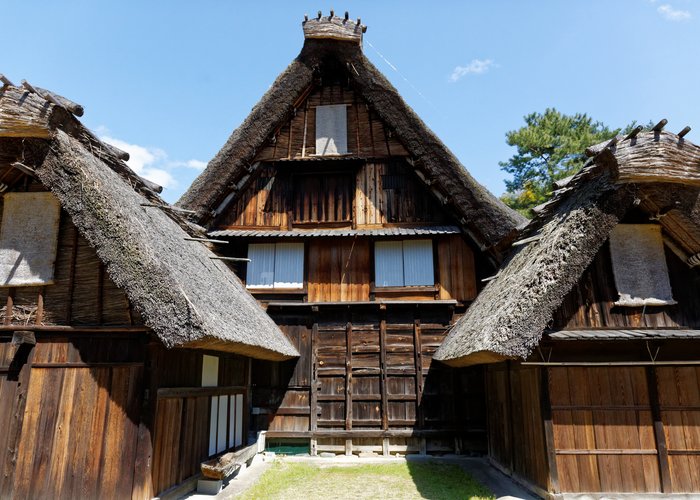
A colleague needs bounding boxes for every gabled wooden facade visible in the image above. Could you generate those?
[179,13,523,456]
[0,79,296,498]
[436,127,700,496]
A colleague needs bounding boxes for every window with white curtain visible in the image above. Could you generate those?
[246,242,304,288]
[315,104,348,155]
[375,240,434,287]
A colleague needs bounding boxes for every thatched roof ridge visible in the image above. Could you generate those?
[435,128,700,367]
[0,82,297,360]
[177,37,524,250]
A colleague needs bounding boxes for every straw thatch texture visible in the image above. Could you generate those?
[435,129,700,366]
[33,130,297,360]
[178,39,524,250]
[435,174,633,366]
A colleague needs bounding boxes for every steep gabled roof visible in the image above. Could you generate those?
[177,14,524,252]
[0,80,298,361]
[435,128,700,366]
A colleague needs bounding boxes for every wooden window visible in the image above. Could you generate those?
[202,355,244,456]
[375,240,435,287]
[202,355,219,387]
[0,192,61,286]
[609,224,676,307]
[246,242,304,288]
[315,104,347,155]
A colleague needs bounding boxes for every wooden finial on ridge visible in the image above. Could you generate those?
[652,119,668,132]
[623,125,643,141]
[678,126,691,139]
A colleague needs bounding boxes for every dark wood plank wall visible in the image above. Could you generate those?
[552,243,700,330]
[253,307,486,455]
[149,350,249,495]
[307,239,371,302]
[549,366,660,493]
[437,235,477,302]
[254,84,408,161]
[355,161,446,227]
[1,334,145,500]
[485,363,550,492]
[214,160,446,230]
[655,366,700,492]
[487,361,700,495]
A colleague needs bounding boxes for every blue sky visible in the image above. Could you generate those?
[3,1,699,203]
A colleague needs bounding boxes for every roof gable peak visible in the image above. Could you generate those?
[303,11,366,46]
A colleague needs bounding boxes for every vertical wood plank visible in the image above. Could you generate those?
[541,367,560,493]
[647,366,673,493]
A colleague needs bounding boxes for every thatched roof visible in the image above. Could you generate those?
[0,80,298,361]
[435,128,700,367]
[177,14,524,252]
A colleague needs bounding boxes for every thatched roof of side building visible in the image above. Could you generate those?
[435,127,700,366]
[177,13,525,253]
[0,80,298,361]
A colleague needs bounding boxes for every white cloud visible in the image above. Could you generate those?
[449,59,496,82]
[100,135,206,190]
[657,4,691,21]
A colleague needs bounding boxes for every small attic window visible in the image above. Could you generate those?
[315,104,347,155]
[609,224,676,307]
[0,192,61,287]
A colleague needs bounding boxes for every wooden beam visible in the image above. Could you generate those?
[540,367,560,494]
[157,386,246,399]
[200,443,258,480]
[380,309,388,431]
[652,119,668,132]
[0,74,15,87]
[10,162,37,178]
[647,366,673,493]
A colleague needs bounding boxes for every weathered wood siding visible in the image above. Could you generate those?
[487,361,700,495]
[437,235,477,302]
[0,335,145,500]
[254,84,408,162]
[252,306,486,455]
[355,161,445,226]
[307,239,370,302]
[485,363,550,492]
[148,348,250,496]
[656,366,700,492]
[549,366,660,493]
[553,243,700,329]
[214,160,446,230]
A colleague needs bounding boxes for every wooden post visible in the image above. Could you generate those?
[345,320,353,455]
[4,288,14,325]
[540,367,560,494]
[647,366,673,493]
[310,321,318,456]
[379,305,388,431]
[413,316,424,428]
[505,361,515,473]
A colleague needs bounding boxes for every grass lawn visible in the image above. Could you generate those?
[236,460,495,500]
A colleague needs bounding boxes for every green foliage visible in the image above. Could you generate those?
[240,460,494,499]
[499,108,646,216]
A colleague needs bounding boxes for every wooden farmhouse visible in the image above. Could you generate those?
[435,126,700,496]
[2,10,700,500]
[0,79,298,498]
[177,12,523,460]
